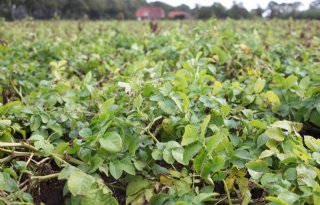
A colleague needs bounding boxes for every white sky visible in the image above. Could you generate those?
[147,0,313,10]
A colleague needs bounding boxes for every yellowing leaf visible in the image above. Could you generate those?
[304,135,320,152]
[271,120,303,133]
[159,175,175,186]
[225,176,235,190]
[240,44,250,54]
[264,91,280,112]
[213,81,222,94]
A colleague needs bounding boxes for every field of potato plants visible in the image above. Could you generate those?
[0,19,320,205]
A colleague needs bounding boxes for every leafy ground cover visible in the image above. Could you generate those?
[0,19,320,205]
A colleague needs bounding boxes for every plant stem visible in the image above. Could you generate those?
[211,198,242,205]
[213,196,227,205]
[223,180,233,205]
[0,197,11,205]
[31,173,59,181]
[7,185,28,200]
[0,150,32,163]
[147,130,160,143]
[0,142,38,152]
[52,153,83,166]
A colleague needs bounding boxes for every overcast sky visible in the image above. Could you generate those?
[147,0,313,10]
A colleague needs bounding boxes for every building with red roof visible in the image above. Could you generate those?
[168,10,192,19]
[135,7,165,20]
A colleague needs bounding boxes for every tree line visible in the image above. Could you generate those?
[0,0,320,20]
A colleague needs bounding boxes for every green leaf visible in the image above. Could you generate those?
[192,193,219,204]
[100,98,115,114]
[193,150,207,173]
[67,170,95,196]
[172,147,185,165]
[81,189,118,205]
[163,148,175,165]
[249,120,266,129]
[310,110,320,127]
[177,92,190,112]
[259,150,275,159]
[0,119,11,127]
[235,149,255,160]
[200,115,211,139]
[283,75,298,89]
[59,166,77,179]
[99,132,123,153]
[30,115,41,131]
[278,191,299,205]
[271,120,302,133]
[87,156,104,173]
[265,127,284,142]
[211,155,225,172]
[0,173,6,190]
[200,156,224,178]
[47,120,63,136]
[34,139,54,157]
[254,78,266,93]
[120,157,135,175]
[266,196,288,205]
[181,125,198,146]
[150,193,169,205]
[246,160,269,173]
[0,172,18,192]
[299,76,310,90]
[109,161,123,180]
[312,152,320,164]
[283,168,297,181]
[126,176,149,196]
[158,99,178,114]
[257,134,268,148]
[163,141,180,165]
[170,93,183,112]
[183,142,202,163]
[79,128,92,138]
[296,164,317,187]
[206,128,231,154]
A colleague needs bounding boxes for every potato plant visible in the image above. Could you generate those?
[0,19,320,205]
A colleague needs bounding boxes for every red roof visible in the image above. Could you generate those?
[168,10,191,19]
[135,7,165,19]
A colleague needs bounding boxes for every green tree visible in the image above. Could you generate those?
[62,0,88,19]
[227,2,251,19]
[194,6,213,20]
[211,3,227,19]
[251,6,264,18]
[310,0,320,8]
